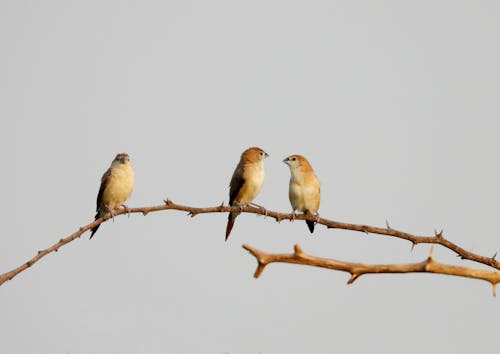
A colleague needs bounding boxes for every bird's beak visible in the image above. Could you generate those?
[265,152,269,158]
[282,157,289,163]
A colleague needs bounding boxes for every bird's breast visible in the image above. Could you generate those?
[102,165,135,209]
[237,163,264,204]
[288,173,320,213]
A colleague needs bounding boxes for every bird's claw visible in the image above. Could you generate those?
[252,203,267,217]
[121,204,131,218]
[106,207,116,222]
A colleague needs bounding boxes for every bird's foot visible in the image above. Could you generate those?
[249,202,268,217]
[121,204,131,218]
[106,207,116,222]
[291,211,297,221]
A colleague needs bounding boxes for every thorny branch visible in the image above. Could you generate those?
[243,244,500,296]
[0,200,498,289]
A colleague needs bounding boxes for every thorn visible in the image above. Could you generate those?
[429,245,435,259]
[411,242,416,251]
[492,252,498,261]
[59,238,64,243]
[347,273,360,284]
[363,229,369,235]
[26,261,33,267]
[164,199,172,205]
[493,283,497,297]
[37,250,42,255]
[294,244,304,256]
[79,227,84,231]
[386,219,391,230]
[220,201,224,207]
[254,263,266,278]
[142,210,149,216]
[434,229,443,238]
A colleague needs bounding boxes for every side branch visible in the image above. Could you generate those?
[243,244,500,296]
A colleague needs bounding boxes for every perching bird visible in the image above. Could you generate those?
[90,153,135,239]
[283,154,321,233]
[226,147,269,240]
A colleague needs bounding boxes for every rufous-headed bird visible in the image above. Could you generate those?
[226,147,268,240]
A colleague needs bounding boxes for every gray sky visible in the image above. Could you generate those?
[1,1,499,353]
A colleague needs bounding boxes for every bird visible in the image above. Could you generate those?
[226,147,269,240]
[283,154,321,233]
[90,153,135,239]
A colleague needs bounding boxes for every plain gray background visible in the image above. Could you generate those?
[1,1,499,353]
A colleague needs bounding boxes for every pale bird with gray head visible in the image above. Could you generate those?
[226,147,269,240]
[90,153,135,239]
[283,154,321,233]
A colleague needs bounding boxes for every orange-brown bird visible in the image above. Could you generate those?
[283,154,321,233]
[90,153,135,239]
[226,147,269,240]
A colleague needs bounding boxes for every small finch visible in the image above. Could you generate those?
[90,153,135,239]
[283,154,320,233]
[226,147,269,240]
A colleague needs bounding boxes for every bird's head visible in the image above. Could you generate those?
[112,153,131,167]
[242,147,269,163]
[283,154,311,171]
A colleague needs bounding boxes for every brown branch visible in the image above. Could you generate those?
[0,199,498,286]
[243,244,500,296]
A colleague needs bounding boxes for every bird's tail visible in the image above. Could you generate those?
[225,212,238,241]
[305,210,315,233]
[306,220,315,233]
[89,212,101,239]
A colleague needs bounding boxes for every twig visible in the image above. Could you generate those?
[0,200,498,286]
[243,244,500,296]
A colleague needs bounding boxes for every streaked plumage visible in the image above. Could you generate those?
[226,147,268,240]
[90,153,135,239]
[283,154,321,233]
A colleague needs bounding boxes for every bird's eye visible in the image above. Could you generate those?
[291,157,296,161]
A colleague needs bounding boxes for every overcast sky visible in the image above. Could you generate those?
[1,1,499,353]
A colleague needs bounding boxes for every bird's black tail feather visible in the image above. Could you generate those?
[225,212,238,241]
[89,213,100,239]
[306,220,315,233]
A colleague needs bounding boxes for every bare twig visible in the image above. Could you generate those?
[0,200,498,286]
[243,244,500,296]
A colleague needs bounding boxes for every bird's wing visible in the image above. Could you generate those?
[96,168,112,212]
[229,164,245,206]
